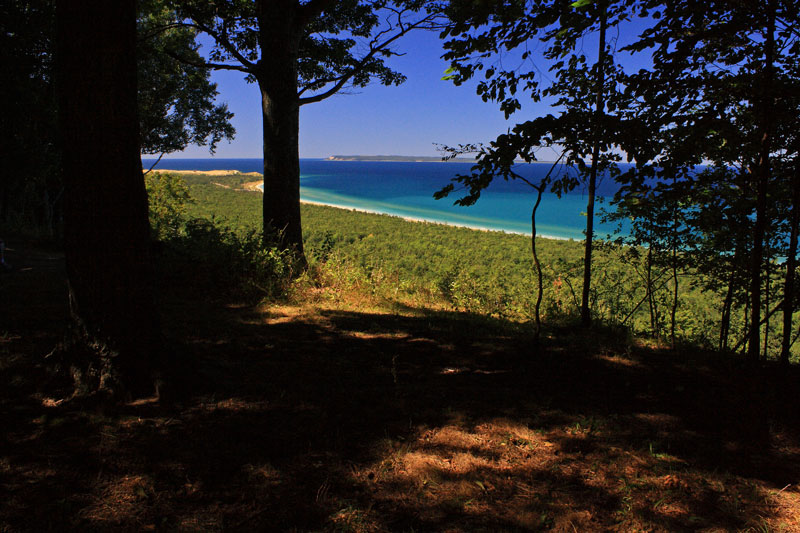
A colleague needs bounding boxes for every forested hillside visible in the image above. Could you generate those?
[173,172,796,357]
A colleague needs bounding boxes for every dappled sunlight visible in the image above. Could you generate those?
[331,413,800,531]
[4,252,800,531]
[197,397,272,413]
[594,352,646,368]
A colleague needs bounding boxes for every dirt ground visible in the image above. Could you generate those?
[2,241,799,532]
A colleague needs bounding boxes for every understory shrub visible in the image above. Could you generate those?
[145,171,191,240]
[168,218,295,299]
[147,173,295,300]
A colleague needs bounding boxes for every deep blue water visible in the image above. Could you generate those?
[144,158,628,240]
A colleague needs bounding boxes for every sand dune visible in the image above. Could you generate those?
[151,169,262,178]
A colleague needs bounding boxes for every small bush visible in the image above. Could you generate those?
[146,174,295,300]
[145,172,192,240]
[162,218,295,300]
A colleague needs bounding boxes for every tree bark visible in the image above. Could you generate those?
[669,176,679,348]
[743,293,750,355]
[1,179,9,223]
[256,2,305,262]
[646,246,657,337]
[670,247,678,348]
[55,0,161,398]
[781,170,799,365]
[747,1,775,362]
[581,2,607,328]
[719,259,737,351]
[532,185,545,342]
[763,256,771,360]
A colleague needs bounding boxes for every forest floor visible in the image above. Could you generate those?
[2,240,800,532]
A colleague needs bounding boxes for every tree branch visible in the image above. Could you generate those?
[138,22,189,42]
[162,48,251,74]
[143,152,165,176]
[297,75,340,97]
[298,9,443,105]
[731,297,786,354]
[776,17,800,40]
[179,12,257,71]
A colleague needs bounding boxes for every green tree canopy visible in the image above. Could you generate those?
[138,1,236,157]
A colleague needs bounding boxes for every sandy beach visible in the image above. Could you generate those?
[154,168,565,240]
[151,169,262,178]
[298,198,534,236]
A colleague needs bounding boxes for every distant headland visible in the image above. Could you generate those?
[327,155,474,163]
[325,155,558,163]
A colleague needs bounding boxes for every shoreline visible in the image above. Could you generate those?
[300,199,528,238]
[298,199,575,242]
[160,169,575,242]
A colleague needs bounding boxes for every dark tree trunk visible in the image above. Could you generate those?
[532,185,546,342]
[0,178,8,223]
[747,1,775,362]
[646,246,656,337]
[763,256,771,360]
[55,0,161,398]
[256,2,305,263]
[743,294,750,355]
[781,171,799,365]
[720,261,737,351]
[581,2,607,328]
[670,247,678,348]
[669,176,679,348]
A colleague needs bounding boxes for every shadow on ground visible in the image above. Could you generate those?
[2,242,799,531]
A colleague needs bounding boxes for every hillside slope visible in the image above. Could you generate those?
[2,239,799,531]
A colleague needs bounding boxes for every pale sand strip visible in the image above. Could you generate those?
[294,199,561,239]
[152,169,262,177]
[159,169,567,240]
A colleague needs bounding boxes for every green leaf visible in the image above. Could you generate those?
[570,0,594,8]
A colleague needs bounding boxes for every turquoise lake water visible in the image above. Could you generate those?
[145,158,628,241]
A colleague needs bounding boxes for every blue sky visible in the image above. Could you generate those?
[170,29,549,160]
[170,15,650,160]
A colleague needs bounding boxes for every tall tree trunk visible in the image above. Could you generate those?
[747,1,775,362]
[669,175,679,348]
[0,179,9,223]
[743,293,750,355]
[763,256,771,360]
[532,185,545,342]
[781,170,800,365]
[581,2,607,328]
[256,3,305,263]
[670,246,678,348]
[646,246,657,336]
[720,257,736,351]
[55,0,161,398]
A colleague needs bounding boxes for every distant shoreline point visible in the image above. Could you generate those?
[327,155,473,163]
[326,155,560,164]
